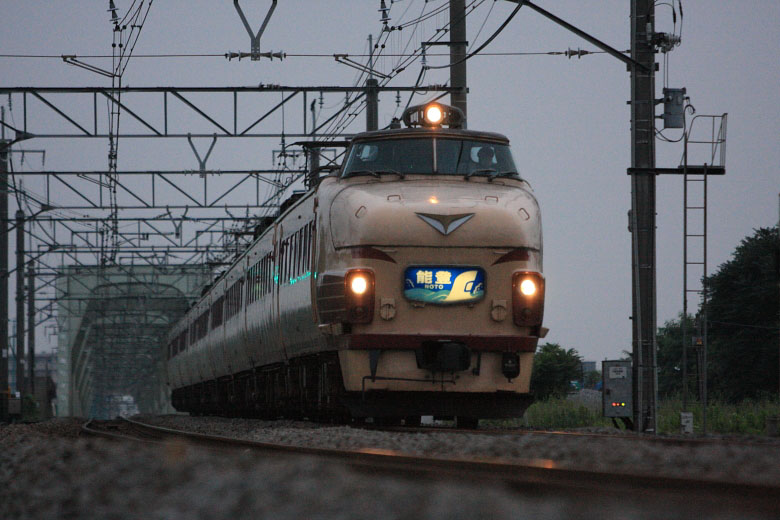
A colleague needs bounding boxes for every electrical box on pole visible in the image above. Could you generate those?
[662,87,686,129]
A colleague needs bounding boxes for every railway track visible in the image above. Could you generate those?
[357,422,780,448]
[82,417,780,516]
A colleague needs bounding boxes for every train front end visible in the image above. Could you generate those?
[316,103,545,421]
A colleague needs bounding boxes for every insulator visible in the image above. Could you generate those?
[379,0,390,24]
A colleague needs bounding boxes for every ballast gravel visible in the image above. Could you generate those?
[143,414,780,486]
[2,417,779,519]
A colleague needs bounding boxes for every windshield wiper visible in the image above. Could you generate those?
[346,169,405,179]
[346,169,380,178]
[374,169,405,179]
[464,168,496,180]
[488,170,521,182]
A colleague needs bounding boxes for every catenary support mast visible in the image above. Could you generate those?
[629,0,658,432]
[15,210,24,397]
[450,0,468,125]
[0,132,8,419]
[27,262,35,395]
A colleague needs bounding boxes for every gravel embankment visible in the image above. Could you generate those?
[2,418,779,519]
[142,414,780,486]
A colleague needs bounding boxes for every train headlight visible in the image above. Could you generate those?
[350,275,368,295]
[425,105,443,125]
[512,271,545,328]
[345,269,375,324]
[402,102,464,128]
[519,279,537,296]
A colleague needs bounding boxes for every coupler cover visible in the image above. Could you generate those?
[416,340,471,372]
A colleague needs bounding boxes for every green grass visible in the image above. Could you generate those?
[486,398,613,430]
[490,396,780,435]
[657,397,780,435]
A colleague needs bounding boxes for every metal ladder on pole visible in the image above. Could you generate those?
[681,114,727,434]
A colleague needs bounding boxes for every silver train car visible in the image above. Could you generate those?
[167,103,546,425]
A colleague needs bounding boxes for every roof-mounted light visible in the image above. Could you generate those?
[425,105,442,125]
[402,102,465,129]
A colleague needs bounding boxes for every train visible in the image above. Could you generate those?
[167,102,546,427]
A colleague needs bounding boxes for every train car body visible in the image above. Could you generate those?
[168,104,546,423]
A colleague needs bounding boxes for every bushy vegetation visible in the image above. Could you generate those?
[657,397,780,435]
[530,343,582,400]
[518,398,612,430]
[510,395,780,435]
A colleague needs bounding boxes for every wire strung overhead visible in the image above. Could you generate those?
[104,0,154,265]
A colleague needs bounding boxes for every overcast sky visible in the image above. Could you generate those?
[1,1,778,362]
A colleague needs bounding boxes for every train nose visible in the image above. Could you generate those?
[330,183,541,249]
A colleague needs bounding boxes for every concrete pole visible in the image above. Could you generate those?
[629,0,658,432]
[15,210,24,397]
[27,262,35,396]
[449,0,468,126]
[0,134,8,419]
[365,79,379,132]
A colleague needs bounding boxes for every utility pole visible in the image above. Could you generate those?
[503,0,659,432]
[450,0,468,125]
[366,34,379,132]
[27,262,35,396]
[0,126,8,420]
[366,79,379,131]
[629,0,658,432]
[15,210,25,397]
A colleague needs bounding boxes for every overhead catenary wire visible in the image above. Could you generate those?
[0,50,617,59]
[424,1,523,70]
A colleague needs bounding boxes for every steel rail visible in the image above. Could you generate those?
[80,417,780,512]
[359,423,780,448]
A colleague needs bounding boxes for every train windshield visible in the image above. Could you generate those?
[342,138,519,179]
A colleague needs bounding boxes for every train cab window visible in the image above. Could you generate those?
[342,138,518,179]
[436,139,520,178]
[342,138,433,176]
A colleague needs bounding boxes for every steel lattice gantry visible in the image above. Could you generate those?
[55,264,210,418]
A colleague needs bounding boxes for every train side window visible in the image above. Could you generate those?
[262,256,268,295]
[246,266,253,304]
[283,239,290,282]
[211,296,224,328]
[297,228,304,277]
[266,253,272,293]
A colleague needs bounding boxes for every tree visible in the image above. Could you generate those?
[656,313,698,399]
[705,227,779,401]
[656,227,779,402]
[584,369,602,389]
[531,343,582,400]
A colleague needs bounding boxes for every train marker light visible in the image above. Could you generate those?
[519,279,536,296]
[350,275,368,295]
